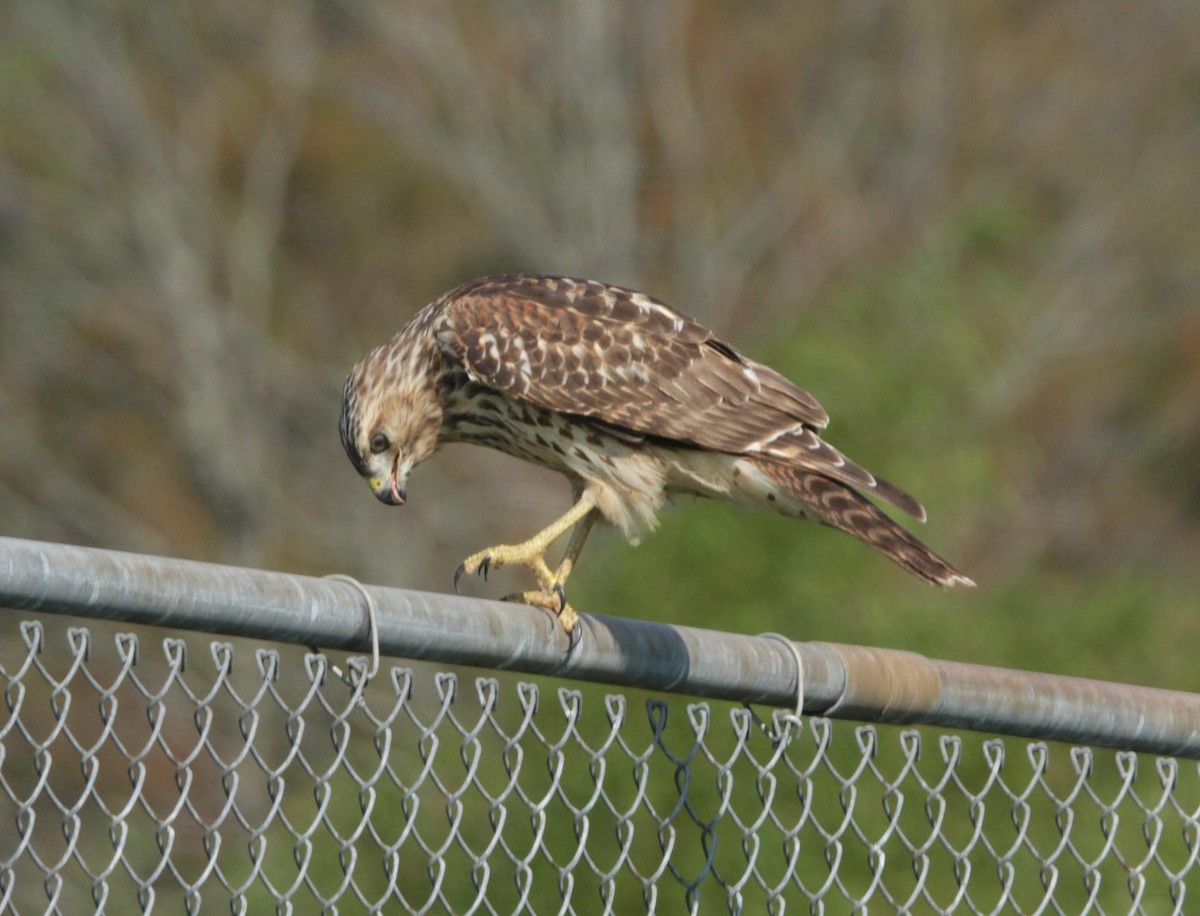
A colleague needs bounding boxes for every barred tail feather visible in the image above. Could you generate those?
[751,459,975,588]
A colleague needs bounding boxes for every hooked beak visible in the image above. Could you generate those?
[369,462,407,506]
[387,474,407,505]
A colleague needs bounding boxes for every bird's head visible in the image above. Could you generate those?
[339,340,443,506]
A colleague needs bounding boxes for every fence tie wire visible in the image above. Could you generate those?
[746,631,806,743]
[321,573,380,683]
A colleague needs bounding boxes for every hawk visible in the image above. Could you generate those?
[340,274,973,633]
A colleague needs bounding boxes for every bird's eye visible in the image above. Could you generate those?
[369,432,391,454]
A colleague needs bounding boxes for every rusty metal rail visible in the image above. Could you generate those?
[2,534,1199,758]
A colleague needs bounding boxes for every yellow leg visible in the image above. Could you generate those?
[455,489,598,632]
[553,505,598,588]
[509,503,598,633]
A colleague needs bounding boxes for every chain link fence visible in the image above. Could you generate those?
[1,619,1198,914]
[2,537,1200,912]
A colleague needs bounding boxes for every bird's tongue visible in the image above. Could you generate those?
[389,476,406,505]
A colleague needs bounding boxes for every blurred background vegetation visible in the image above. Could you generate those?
[1,0,1198,687]
[3,2,1200,911]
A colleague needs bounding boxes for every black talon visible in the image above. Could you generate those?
[566,623,583,654]
[551,583,567,613]
[480,556,491,581]
[453,563,466,593]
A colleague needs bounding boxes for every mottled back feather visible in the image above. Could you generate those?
[432,274,925,520]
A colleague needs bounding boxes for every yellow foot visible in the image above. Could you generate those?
[505,589,579,635]
[452,493,598,639]
[453,545,579,635]
[454,543,556,592]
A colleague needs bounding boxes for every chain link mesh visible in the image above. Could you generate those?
[1,620,1197,913]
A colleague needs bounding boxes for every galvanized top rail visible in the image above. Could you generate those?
[2,534,1198,759]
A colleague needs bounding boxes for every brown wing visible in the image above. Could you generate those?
[432,274,924,519]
